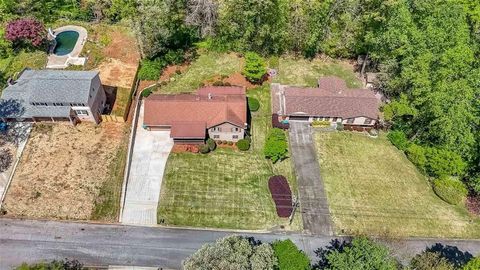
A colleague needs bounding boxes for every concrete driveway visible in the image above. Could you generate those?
[289,121,333,236]
[121,101,173,225]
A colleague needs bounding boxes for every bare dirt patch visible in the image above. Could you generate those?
[3,122,127,220]
[102,30,140,66]
[97,58,138,89]
[223,72,255,89]
[160,64,189,82]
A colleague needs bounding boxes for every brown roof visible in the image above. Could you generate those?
[170,121,206,138]
[273,76,379,119]
[144,89,247,136]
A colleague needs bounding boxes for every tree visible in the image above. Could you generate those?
[410,251,454,270]
[322,237,399,270]
[464,257,480,270]
[264,128,288,163]
[215,0,288,55]
[243,52,266,83]
[0,149,12,173]
[185,0,218,38]
[183,235,277,270]
[5,18,46,48]
[15,259,84,270]
[272,239,311,270]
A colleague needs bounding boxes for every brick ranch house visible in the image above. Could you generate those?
[271,76,379,130]
[143,86,247,144]
[0,69,106,124]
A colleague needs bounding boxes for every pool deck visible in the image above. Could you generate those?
[46,25,88,69]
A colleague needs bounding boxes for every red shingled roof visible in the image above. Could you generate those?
[144,87,247,138]
[197,86,246,96]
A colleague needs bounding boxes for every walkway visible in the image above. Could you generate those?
[121,101,173,225]
[0,123,31,207]
[1,218,480,269]
[289,121,333,236]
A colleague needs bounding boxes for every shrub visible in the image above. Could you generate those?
[410,251,454,270]
[272,240,310,270]
[212,80,224,86]
[243,52,267,83]
[0,149,13,173]
[425,148,467,177]
[264,128,288,163]
[164,49,184,64]
[227,141,233,146]
[223,82,231,86]
[464,257,480,270]
[387,130,409,150]
[199,144,210,154]
[141,88,153,98]
[206,138,216,151]
[336,122,344,131]
[222,140,228,145]
[175,69,182,75]
[324,237,398,270]
[216,140,223,145]
[237,139,250,151]
[248,97,260,112]
[5,18,46,48]
[433,177,468,205]
[312,120,330,127]
[268,175,293,217]
[184,236,277,270]
[406,144,427,171]
[466,174,480,195]
[138,59,165,81]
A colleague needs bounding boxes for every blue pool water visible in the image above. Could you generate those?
[53,31,79,56]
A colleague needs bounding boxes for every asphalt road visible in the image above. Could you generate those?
[289,122,333,236]
[2,218,480,269]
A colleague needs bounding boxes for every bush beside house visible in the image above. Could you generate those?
[237,139,250,151]
[243,52,266,83]
[264,128,288,163]
[248,97,260,112]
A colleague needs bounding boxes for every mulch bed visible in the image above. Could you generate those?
[268,175,293,218]
[172,144,199,153]
[466,195,480,216]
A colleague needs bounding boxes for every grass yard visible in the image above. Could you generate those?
[158,85,302,230]
[159,52,242,93]
[273,57,362,88]
[3,123,129,222]
[316,132,480,238]
[2,50,47,78]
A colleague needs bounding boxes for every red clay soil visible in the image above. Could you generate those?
[467,196,480,216]
[223,73,256,89]
[172,144,200,153]
[138,80,157,91]
[160,64,189,82]
[102,30,140,66]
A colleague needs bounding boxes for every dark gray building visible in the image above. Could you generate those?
[0,69,106,124]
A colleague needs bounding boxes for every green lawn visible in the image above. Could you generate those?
[273,57,362,88]
[316,132,480,238]
[159,52,242,94]
[3,50,47,78]
[158,85,302,230]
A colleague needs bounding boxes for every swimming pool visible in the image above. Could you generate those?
[53,31,79,56]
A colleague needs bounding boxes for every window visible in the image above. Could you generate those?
[332,117,338,122]
[364,118,373,125]
[232,135,238,139]
[213,135,220,139]
[232,127,239,132]
[53,102,63,106]
[317,117,323,121]
[324,117,330,121]
[76,110,89,116]
[347,118,355,124]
